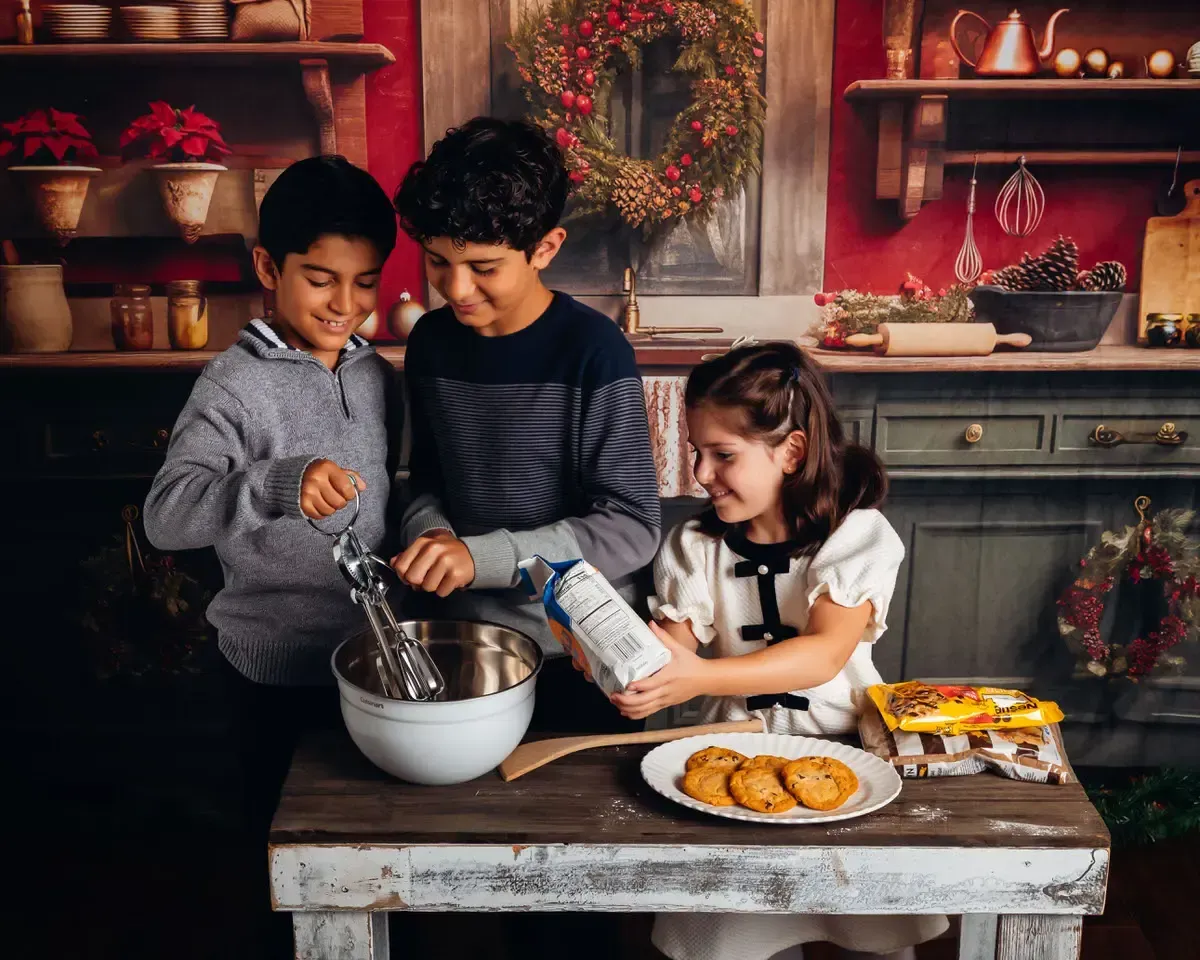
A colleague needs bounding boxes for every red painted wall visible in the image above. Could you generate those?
[363,0,425,316]
[363,0,1168,303]
[824,0,1162,294]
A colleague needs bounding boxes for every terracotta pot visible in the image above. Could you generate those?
[0,264,72,352]
[8,165,101,244]
[151,162,226,243]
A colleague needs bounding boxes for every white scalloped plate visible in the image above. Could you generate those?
[641,732,903,824]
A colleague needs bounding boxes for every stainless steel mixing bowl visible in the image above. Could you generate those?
[331,620,542,784]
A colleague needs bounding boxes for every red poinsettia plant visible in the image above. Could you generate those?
[0,108,99,166]
[120,102,231,163]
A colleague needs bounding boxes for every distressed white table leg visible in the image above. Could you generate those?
[958,914,999,960]
[996,916,1083,960]
[293,911,389,960]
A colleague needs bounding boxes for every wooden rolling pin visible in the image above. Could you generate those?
[845,322,1031,357]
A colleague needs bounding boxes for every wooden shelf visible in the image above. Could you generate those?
[0,41,395,166]
[843,78,1200,219]
[3,344,1199,373]
[0,41,395,69]
[845,78,1200,100]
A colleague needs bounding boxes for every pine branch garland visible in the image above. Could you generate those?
[810,274,975,345]
[1087,768,1200,848]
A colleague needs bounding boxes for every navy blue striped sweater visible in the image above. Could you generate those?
[399,291,662,652]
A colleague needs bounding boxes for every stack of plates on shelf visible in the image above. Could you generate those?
[42,4,114,42]
[179,0,229,40]
[121,5,182,41]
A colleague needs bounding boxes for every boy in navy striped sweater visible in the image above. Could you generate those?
[391,117,661,721]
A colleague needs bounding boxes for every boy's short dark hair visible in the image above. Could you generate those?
[258,155,397,268]
[394,117,568,259]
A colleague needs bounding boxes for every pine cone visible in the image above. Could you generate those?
[610,158,667,227]
[991,254,1038,291]
[1024,235,1079,291]
[1078,260,1127,292]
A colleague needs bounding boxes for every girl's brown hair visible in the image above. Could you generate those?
[685,340,887,553]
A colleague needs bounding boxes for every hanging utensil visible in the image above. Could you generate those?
[956,156,983,283]
[309,483,446,702]
[995,155,1046,237]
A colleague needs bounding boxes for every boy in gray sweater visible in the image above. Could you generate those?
[143,156,399,688]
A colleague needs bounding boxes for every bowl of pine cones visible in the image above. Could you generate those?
[973,237,1126,352]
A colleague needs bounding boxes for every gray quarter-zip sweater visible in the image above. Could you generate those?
[143,320,399,686]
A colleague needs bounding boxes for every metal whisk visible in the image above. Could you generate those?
[309,484,445,702]
[995,155,1045,238]
[955,157,983,284]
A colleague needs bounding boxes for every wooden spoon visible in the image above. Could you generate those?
[497,718,764,781]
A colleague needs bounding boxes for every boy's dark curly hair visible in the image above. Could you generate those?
[394,116,568,259]
[258,155,396,268]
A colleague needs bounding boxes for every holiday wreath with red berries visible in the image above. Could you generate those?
[1057,497,1200,680]
[509,0,765,230]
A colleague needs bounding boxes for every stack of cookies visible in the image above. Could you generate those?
[682,746,859,814]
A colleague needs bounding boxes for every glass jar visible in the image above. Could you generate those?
[166,279,209,350]
[1144,313,1183,348]
[110,284,154,351]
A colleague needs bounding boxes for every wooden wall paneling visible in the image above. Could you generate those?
[308,0,365,42]
[420,0,492,152]
[759,0,834,296]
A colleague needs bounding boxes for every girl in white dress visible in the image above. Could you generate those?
[609,341,948,960]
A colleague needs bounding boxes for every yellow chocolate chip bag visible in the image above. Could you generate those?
[858,707,1074,784]
[866,680,1064,736]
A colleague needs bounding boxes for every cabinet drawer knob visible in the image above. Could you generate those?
[964,423,984,443]
[92,429,109,451]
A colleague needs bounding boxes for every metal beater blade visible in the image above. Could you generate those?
[309,483,446,701]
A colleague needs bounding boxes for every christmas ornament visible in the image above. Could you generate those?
[1057,496,1200,681]
[1053,47,1081,77]
[1146,49,1176,79]
[810,274,974,347]
[995,155,1045,237]
[357,310,381,339]
[1083,47,1109,76]
[387,290,425,342]
[509,0,766,231]
[954,157,983,284]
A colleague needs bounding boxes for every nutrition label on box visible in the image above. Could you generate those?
[556,563,651,663]
[520,555,671,695]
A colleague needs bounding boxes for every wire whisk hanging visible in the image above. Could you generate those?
[955,157,983,284]
[995,155,1045,237]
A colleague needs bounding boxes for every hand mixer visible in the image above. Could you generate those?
[308,482,445,701]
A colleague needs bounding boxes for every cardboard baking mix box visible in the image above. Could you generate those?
[519,555,671,697]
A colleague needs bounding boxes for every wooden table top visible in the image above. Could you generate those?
[270,727,1109,851]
